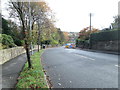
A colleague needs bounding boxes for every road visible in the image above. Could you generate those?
[41,47,118,88]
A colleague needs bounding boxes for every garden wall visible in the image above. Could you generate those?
[0,46,38,65]
[90,30,119,52]
[76,30,119,52]
[91,40,119,52]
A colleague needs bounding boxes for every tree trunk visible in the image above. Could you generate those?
[38,44,40,52]
[25,41,32,68]
[37,23,41,52]
[37,31,40,52]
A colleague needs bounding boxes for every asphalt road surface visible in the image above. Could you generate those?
[42,47,118,88]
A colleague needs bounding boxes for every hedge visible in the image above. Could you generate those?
[90,30,120,42]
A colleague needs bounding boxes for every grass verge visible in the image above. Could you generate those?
[16,50,48,89]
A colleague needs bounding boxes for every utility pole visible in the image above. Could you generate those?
[89,13,92,49]
[90,13,92,31]
[29,1,33,55]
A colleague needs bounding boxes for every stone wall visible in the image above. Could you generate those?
[91,40,119,52]
[0,46,38,65]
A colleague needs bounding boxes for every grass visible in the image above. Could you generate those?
[16,50,48,89]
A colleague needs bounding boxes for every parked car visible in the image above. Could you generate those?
[65,43,76,49]
[70,44,76,49]
[65,43,71,48]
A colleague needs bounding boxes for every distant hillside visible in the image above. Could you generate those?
[63,31,79,43]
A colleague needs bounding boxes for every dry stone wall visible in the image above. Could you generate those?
[0,46,38,65]
[91,40,119,52]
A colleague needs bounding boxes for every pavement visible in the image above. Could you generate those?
[42,47,118,88]
[2,50,36,89]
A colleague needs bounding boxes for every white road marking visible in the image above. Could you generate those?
[70,81,72,83]
[58,83,61,86]
[58,78,60,80]
[10,76,12,79]
[12,63,16,65]
[74,54,95,61]
[115,65,120,67]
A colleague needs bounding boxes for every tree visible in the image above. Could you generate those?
[35,2,52,51]
[9,2,33,68]
[9,1,53,68]
[2,17,23,46]
[57,28,65,44]
[2,17,11,35]
[78,26,99,40]
[112,15,120,29]
[9,1,65,68]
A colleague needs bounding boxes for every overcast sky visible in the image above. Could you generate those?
[1,0,120,32]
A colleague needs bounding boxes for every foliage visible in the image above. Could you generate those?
[9,1,52,68]
[90,29,119,43]
[1,34,16,48]
[40,24,65,46]
[0,34,3,50]
[9,1,65,68]
[9,1,65,47]
[14,39,24,46]
[111,15,120,29]
[41,40,51,45]
[57,28,65,44]
[78,26,99,40]
[76,27,99,48]
[50,39,59,45]
[113,15,120,24]
[2,18,11,35]
[16,50,48,88]
[76,39,89,48]
[2,17,23,46]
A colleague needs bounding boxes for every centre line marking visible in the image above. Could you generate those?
[115,65,120,67]
[74,54,95,61]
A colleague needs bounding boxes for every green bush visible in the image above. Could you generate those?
[1,34,16,48]
[14,38,24,46]
[50,40,59,45]
[41,40,51,45]
[76,39,89,48]
[0,34,2,43]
